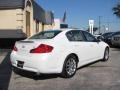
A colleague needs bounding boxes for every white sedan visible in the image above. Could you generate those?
[10,29,109,78]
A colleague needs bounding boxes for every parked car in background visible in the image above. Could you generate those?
[94,34,101,40]
[10,29,109,78]
[111,31,120,47]
[100,32,114,45]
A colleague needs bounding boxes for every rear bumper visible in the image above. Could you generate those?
[12,63,38,73]
[10,51,63,74]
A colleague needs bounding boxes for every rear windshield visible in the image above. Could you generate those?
[29,30,62,39]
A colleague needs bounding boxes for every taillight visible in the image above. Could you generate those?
[13,46,18,51]
[30,44,53,53]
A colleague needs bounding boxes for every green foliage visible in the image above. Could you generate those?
[113,4,120,18]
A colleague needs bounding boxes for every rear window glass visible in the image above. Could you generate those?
[29,30,61,39]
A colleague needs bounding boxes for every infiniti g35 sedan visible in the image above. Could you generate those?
[10,29,109,78]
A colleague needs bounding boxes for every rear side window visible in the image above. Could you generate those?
[66,30,85,41]
[29,30,61,39]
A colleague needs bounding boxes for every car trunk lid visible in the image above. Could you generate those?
[15,39,53,54]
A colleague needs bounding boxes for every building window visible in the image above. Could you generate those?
[36,20,39,33]
[42,23,44,31]
[26,0,31,7]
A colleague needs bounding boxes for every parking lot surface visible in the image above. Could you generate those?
[0,48,120,90]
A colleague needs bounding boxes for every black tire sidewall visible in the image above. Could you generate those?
[103,48,109,61]
[62,55,77,78]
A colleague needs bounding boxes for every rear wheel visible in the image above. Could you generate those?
[62,55,78,78]
[102,47,109,62]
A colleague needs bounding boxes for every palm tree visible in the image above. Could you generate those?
[113,4,120,18]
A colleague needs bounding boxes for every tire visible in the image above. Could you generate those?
[62,55,78,78]
[102,47,109,62]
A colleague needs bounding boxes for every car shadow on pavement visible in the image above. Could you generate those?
[0,51,12,90]
[77,60,110,70]
[110,45,120,49]
[111,47,120,51]
[13,68,59,80]
[13,60,108,80]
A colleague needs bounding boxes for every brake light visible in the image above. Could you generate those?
[13,46,18,51]
[30,44,53,53]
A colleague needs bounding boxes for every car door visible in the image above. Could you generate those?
[82,31,101,61]
[66,30,90,66]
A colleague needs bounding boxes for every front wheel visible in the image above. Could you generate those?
[62,55,78,78]
[102,47,109,62]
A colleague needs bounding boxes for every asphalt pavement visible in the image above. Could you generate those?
[0,48,120,90]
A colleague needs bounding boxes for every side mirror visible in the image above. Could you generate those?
[96,39,101,42]
[97,36,104,41]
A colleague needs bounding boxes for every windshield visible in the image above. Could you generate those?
[29,30,62,39]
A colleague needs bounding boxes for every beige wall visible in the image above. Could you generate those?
[0,9,23,30]
[44,24,53,31]
[0,9,54,35]
[39,22,43,32]
[53,19,61,29]
[0,0,54,36]
[32,21,43,34]
[33,20,37,35]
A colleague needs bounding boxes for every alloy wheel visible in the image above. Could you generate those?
[65,57,77,76]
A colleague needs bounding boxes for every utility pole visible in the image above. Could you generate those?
[107,21,110,32]
[98,16,102,34]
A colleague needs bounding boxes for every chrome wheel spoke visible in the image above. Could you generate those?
[66,58,76,76]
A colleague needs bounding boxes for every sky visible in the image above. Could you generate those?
[36,0,120,33]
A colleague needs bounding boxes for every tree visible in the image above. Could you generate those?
[113,4,120,18]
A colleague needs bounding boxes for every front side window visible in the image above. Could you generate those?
[29,30,61,39]
[66,30,85,41]
[83,31,97,42]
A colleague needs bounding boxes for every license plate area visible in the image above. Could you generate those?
[17,61,24,68]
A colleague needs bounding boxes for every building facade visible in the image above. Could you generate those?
[53,19,68,29]
[0,0,54,38]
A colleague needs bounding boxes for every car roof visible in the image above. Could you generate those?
[59,28,84,32]
[44,28,84,33]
